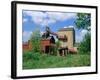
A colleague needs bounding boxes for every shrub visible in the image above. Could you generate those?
[23,52,40,61]
[78,33,91,54]
[30,29,41,53]
[23,52,33,60]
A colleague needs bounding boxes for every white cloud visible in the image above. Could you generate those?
[23,31,32,37]
[64,26,67,28]
[76,29,88,43]
[23,11,76,26]
[63,25,74,29]
[81,29,88,37]
[68,25,74,28]
[23,31,32,42]
[23,18,28,23]
[76,35,82,43]
[47,12,76,21]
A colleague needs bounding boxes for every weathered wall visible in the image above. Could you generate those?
[57,28,75,48]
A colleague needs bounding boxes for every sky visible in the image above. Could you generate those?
[22,10,88,43]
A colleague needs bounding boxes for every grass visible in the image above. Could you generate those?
[23,51,90,69]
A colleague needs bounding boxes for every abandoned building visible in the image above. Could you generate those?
[23,27,76,55]
[40,27,75,55]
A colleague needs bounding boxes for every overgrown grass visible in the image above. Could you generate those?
[23,51,90,69]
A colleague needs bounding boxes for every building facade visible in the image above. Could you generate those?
[57,28,75,48]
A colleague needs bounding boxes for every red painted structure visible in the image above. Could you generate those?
[40,39,55,53]
[23,41,32,51]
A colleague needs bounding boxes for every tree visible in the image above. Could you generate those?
[78,33,91,54]
[75,13,91,31]
[30,29,41,52]
[75,13,91,54]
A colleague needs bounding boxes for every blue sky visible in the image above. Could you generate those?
[22,10,88,43]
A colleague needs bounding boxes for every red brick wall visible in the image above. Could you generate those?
[40,39,51,52]
[23,41,32,51]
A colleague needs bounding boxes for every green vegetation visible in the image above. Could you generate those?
[78,33,91,54]
[30,29,41,52]
[75,13,91,54]
[23,51,90,69]
[75,13,91,31]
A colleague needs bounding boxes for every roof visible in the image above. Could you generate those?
[58,28,74,31]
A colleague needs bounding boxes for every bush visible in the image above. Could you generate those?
[23,52,33,60]
[31,39,41,52]
[79,33,91,54]
[30,30,41,53]
[23,52,40,61]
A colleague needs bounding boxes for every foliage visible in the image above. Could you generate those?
[23,51,90,69]
[23,51,40,61]
[78,33,91,54]
[51,41,60,55]
[75,13,91,54]
[75,13,91,31]
[50,41,62,56]
[30,29,41,52]
[56,41,60,48]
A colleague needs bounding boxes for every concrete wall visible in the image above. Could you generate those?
[57,28,75,48]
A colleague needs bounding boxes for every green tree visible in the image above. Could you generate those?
[30,29,41,52]
[75,13,91,31]
[75,13,91,54]
[79,33,91,54]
